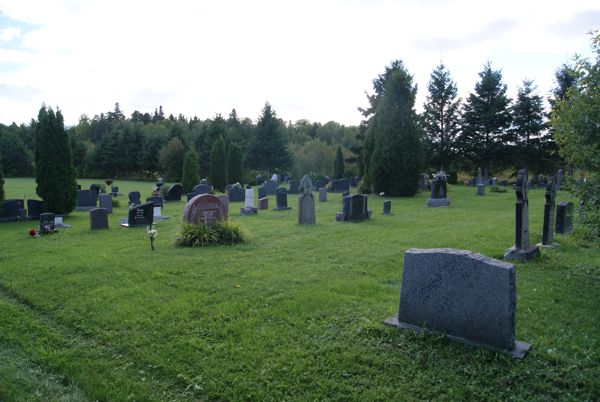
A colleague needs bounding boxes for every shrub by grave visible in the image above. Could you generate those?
[175,221,249,247]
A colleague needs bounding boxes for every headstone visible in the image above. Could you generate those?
[111,185,119,195]
[39,212,55,234]
[426,175,451,207]
[539,177,557,247]
[227,185,245,202]
[331,178,350,193]
[90,208,109,230]
[217,195,229,216]
[477,167,483,185]
[288,180,300,194]
[54,216,64,228]
[385,248,531,359]
[128,191,141,206]
[382,200,392,215]
[258,186,267,199]
[90,184,101,197]
[75,190,97,211]
[258,197,268,210]
[556,169,564,190]
[337,194,370,221]
[182,194,228,225]
[99,194,113,213]
[315,179,328,191]
[121,202,154,227]
[319,188,327,202]
[1,199,24,222]
[26,199,43,220]
[164,183,183,201]
[146,196,163,208]
[477,183,485,196]
[505,169,540,261]
[298,175,315,225]
[241,188,257,215]
[555,201,573,234]
[270,173,279,183]
[492,177,498,187]
[419,173,430,191]
[273,188,291,210]
[264,180,278,196]
[193,183,211,195]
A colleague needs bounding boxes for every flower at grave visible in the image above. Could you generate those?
[28,228,39,237]
[147,225,158,251]
[43,224,52,233]
[379,192,385,197]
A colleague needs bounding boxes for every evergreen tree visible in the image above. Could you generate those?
[181,150,200,193]
[210,136,227,192]
[246,103,293,172]
[511,80,553,172]
[334,145,345,178]
[34,106,78,214]
[227,142,244,184]
[458,62,512,174]
[362,61,424,196]
[421,63,461,171]
[159,137,185,181]
[0,155,4,215]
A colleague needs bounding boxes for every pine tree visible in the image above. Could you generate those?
[227,142,244,184]
[421,63,461,171]
[210,136,227,192]
[458,62,512,174]
[181,150,200,193]
[363,61,424,196]
[0,155,5,215]
[334,145,345,178]
[158,137,185,181]
[246,103,293,173]
[34,106,78,214]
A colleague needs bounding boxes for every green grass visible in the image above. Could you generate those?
[0,178,598,401]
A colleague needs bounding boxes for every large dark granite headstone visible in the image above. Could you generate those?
[227,186,245,202]
[182,194,228,225]
[331,178,350,193]
[337,194,370,221]
[555,201,573,234]
[99,194,113,213]
[384,248,531,359]
[164,183,183,202]
[122,202,154,227]
[273,188,291,210]
[539,177,557,247]
[505,169,540,261]
[75,190,97,211]
[193,184,211,195]
[288,180,300,194]
[382,200,392,215]
[1,199,24,222]
[27,199,43,220]
[128,191,141,206]
[39,212,55,234]
[426,175,451,207]
[90,208,109,230]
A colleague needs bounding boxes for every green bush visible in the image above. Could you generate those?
[111,198,121,208]
[175,221,250,247]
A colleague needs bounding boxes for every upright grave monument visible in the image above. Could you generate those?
[273,188,291,211]
[555,201,573,234]
[75,189,97,211]
[505,169,540,261]
[182,194,228,225]
[298,175,315,225]
[90,208,109,230]
[477,167,485,196]
[241,186,257,215]
[538,176,557,247]
[121,202,154,227]
[426,172,451,207]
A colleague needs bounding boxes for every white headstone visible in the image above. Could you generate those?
[270,173,278,183]
[244,189,255,209]
[153,206,161,218]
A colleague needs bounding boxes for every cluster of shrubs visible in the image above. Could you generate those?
[176,221,249,247]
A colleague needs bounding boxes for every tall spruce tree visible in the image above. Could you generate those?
[34,106,78,214]
[0,155,4,215]
[421,63,461,171]
[181,150,200,193]
[246,103,293,173]
[363,61,424,196]
[210,136,227,192]
[458,62,512,174]
[334,145,345,178]
[227,142,244,184]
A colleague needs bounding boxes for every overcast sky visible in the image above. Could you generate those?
[0,0,598,127]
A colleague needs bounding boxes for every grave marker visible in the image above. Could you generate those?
[539,177,557,247]
[39,212,55,234]
[298,175,315,224]
[182,194,228,225]
[273,188,291,210]
[90,208,109,230]
[99,194,113,213]
[555,201,573,234]
[121,202,154,227]
[75,189,97,211]
[26,199,43,220]
[505,169,540,261]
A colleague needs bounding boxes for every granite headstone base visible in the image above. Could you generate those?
[504,245,540,261]
[240,207,258,215]
[426,198,451,208]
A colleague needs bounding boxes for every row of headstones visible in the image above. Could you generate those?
[0,199,43,222]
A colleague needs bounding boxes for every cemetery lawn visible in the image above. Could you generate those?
[1,178,599,401]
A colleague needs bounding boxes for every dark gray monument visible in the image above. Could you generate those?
[555,201,573,234]
[384,248,531,359]
[193,183,211,195]
[227,185,245,202]
[319,188,327,202]
[298,175,315,225]
[164,183,183,201]
[382,200,392,215]
[182,194,228,225]
[90,208,109,230]
[121,202,154,227]
[0,199,25,222]
[538,177,557,247]
[39,212,55,234]
[426,172,451,207]
[99,194,113,213]
[477,167,485,196]
[505,169,540,261]
[273,188,291,211]
[331,178,350,193]
[75,189,97,211]
[128,191,141,206]
[264,180,278,196]
[258,186,267,199]
[288,180,300,194]
[336,194,371,222]
[27,199,43,220]
[146,196,163,208]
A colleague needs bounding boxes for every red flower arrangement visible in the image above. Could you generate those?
[28,228,39,237]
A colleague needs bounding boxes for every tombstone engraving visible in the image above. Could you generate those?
[241,188,257,215]
[426,172,451,207]
[121,202,154,227]
[0,199,25,222]
[331,178,350,193]
[556,169,564,190]
[384,248,531,359]
[273,188,291,210]
[99,194,113,213]
[75,190,97,211]
[128,191,141,206]
[264,180,278,196]
[39,212,55,234]
[258,197,268,210]
[382,200,392,215]
[288,180,300,194]
[27,199,43,220]
[298,175,315,225]
[505,169,540,261]
[538,177,557,247]
[555,201,573,234]
[90,208,109,230]
[164,183,183,201]
[182,194,228,225]
[319,188,327,202]
[227,185,245,202]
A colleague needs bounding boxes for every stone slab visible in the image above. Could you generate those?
[426,198,451,208]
